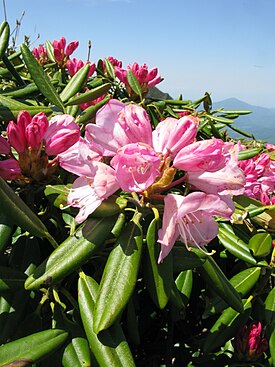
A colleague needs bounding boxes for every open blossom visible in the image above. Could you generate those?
[158,192,234,262]
[66,58,96,77]
[86,99,131,155]
[67,161,119,223]
[44,114,80,155]
[110,143,161,192]
[152,115,199,158]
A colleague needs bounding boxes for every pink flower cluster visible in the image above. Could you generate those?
[0,111,80,182]
[238,145,275,205]
[232,321,268,362]
[32,45,48,65]
[58,100,245,261]
[66,58,96,78]
[115,62,162,96]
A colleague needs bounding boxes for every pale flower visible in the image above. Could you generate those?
[158,192,234,262]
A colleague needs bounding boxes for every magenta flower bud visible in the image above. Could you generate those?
[107,56,122,68]
[44,114,80,155]
[233,321,268,362]
[25,112,49,150]
[0,158,21,180]
[7,121,27,153]
[0,135,11,154]
[32,47,39,59]
[117,104,153,146]
[65,40,79,56]
[110,142,161,192]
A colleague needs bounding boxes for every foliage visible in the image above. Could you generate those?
[0,19,275,367]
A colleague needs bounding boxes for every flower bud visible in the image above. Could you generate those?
[0,158,21,180]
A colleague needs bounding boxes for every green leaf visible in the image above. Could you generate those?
[0,21,10,59]
[203,299,251,353]
[20,43,64,111]
[143,217,173,309]
[78,273,136,366]
[126,69,143,99]
[65,83,111,106]
[0,177,51,240]
[104,57,116,80]
[0,266,27,293]
[45,40,56,63]
[269,329,275,367]
[249,232,272,257]
[93,212,143,333]
[25,216,117,290]
[172,245,206,272]
[238,147,262,161]
[0,329,68,366]
[175,270,193,305]
[218,223,257,265]
[198,255,243,313]
[60,64,90,102]
[0,211,14,253]
[203,267,261,318]
[264,287,275,326]
[77,95,111,124]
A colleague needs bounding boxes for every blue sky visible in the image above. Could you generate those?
[2,0,275,107]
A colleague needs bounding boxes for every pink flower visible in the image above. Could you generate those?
[152,115,199,158]
[117,104,153,146]
[25,112,49,150]
[173,139,227,172]
[58,138,102,176]
[232,321,268,362]
[115,62,161,94]
[44,114,80,155]
[0,158,21,180]
[66,58,96,77]
[32,45,48,65]
[0,135,11,154]
[110,143,161,192]
[6,110,31,153]
[67,161,119,223]
[158,192,234,262]
[106,56,122,68]
[86,100,131,156]
[52,37,79,66]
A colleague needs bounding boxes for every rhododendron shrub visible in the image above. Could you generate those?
[0,18,275,367]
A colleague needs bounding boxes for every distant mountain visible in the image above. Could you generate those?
[212,98,275,143]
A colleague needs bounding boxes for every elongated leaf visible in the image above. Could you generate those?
[104,58,116,80]
[20,43,64,111]
[238,147,262,161]
[0,266,27,293]
[126,69,142,99]
[264,287,275,326]
[25,215,117,290]
[198,255,243,313]
[45,40,56,62]
[249,232,272,257]
[94,212,143,333]
[0,105,52,121]
[65,83,111,106]
[0,177,51,240]
[269,329,275,367]
[0,21,10,59]
[77,95,111,124]
[78,273,135,366]
[203,267,261,318]
[175,270,193,305]
[143,217,173,309]
[172,245,206,272]
[0,211,13,253]
[0,329,68,366]
[203,299,251,353]
[60,64,90,102]
[218,223,257,265]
